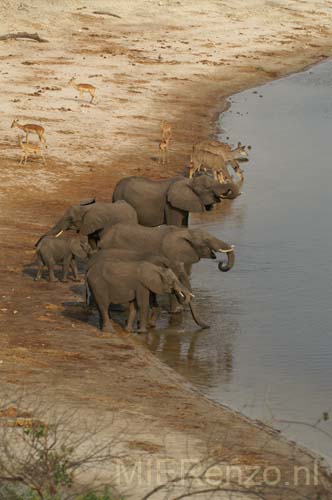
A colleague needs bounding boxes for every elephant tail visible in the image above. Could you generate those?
[85,273,95,309]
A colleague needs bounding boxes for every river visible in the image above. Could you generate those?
[145,60,332,464]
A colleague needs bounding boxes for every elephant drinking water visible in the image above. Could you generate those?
[112,173,242,227]
[87,248,209,329]
[99,224,235,273]
[87,259,193,333]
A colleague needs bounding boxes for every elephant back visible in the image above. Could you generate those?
[80,201,138,236]
[112,176,179,226]
[99,223,169,252]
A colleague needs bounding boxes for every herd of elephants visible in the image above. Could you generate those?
[34,137,249,333]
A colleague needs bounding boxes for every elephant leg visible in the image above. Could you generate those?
[136,284,150,333]
[150,292,159,308]
[126,300,137,332]
[61,256,71,282]
[92,290,114,333]
[170,294,183,314]
[35,256,44,281]
[148,292,159,327]
[85,278,93,309]
[48,262,58,282]
[70,259,80,282]
[148,307,160,328]
[100,305,114,333]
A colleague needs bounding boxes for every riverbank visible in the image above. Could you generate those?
[1,1,332,497]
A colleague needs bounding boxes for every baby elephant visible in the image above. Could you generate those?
[35,236,92,282]
[87,259,192,333]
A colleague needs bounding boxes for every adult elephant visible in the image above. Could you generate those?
[99,224,235,273]
[112,173,242,227]
[35,199,138,247]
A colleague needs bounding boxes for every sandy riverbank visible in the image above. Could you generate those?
[1,1,332,498]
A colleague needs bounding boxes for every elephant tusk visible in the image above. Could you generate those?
[55,230,63,238]
[189,293,195,298]
[179,291,185,298]
[218,245,235,253]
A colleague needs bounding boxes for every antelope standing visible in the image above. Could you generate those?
[160,121,172,140]
[215,141,248,172]
[11,120,47,147]
[159,137,170,164]
[18,136,46,165]
[69,77,96,103]
[189,140,248,180]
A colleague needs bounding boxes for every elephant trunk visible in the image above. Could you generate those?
[34,234,47,248]
[174,283,210,329]
[34,216,73,248]
[47,216,73,236]
[218,246,235,272]
[174,283,192,305]
[221,169,244,199]
[189,302,210,329]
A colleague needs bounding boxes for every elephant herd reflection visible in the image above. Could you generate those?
[34,146,249,334]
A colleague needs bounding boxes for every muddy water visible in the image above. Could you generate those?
[145,61,332,462]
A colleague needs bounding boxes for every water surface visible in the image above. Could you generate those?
[145,61,332,462]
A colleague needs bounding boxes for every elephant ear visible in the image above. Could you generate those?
[162,230,199,265]
[80,208,110,235]
[70,239,88,259]
[80,198,96,206]
[139,262,171,295]
[167,180,204,213]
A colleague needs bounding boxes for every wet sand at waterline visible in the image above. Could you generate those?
[145,60,332,464]
[1,1,332,497]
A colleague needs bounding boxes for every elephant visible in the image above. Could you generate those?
[35,235,92,282]
[35,199,138,248]
[112,173,242,227]
[87,248,209,329]
[99,224,235,273]
[87,259,193,333]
